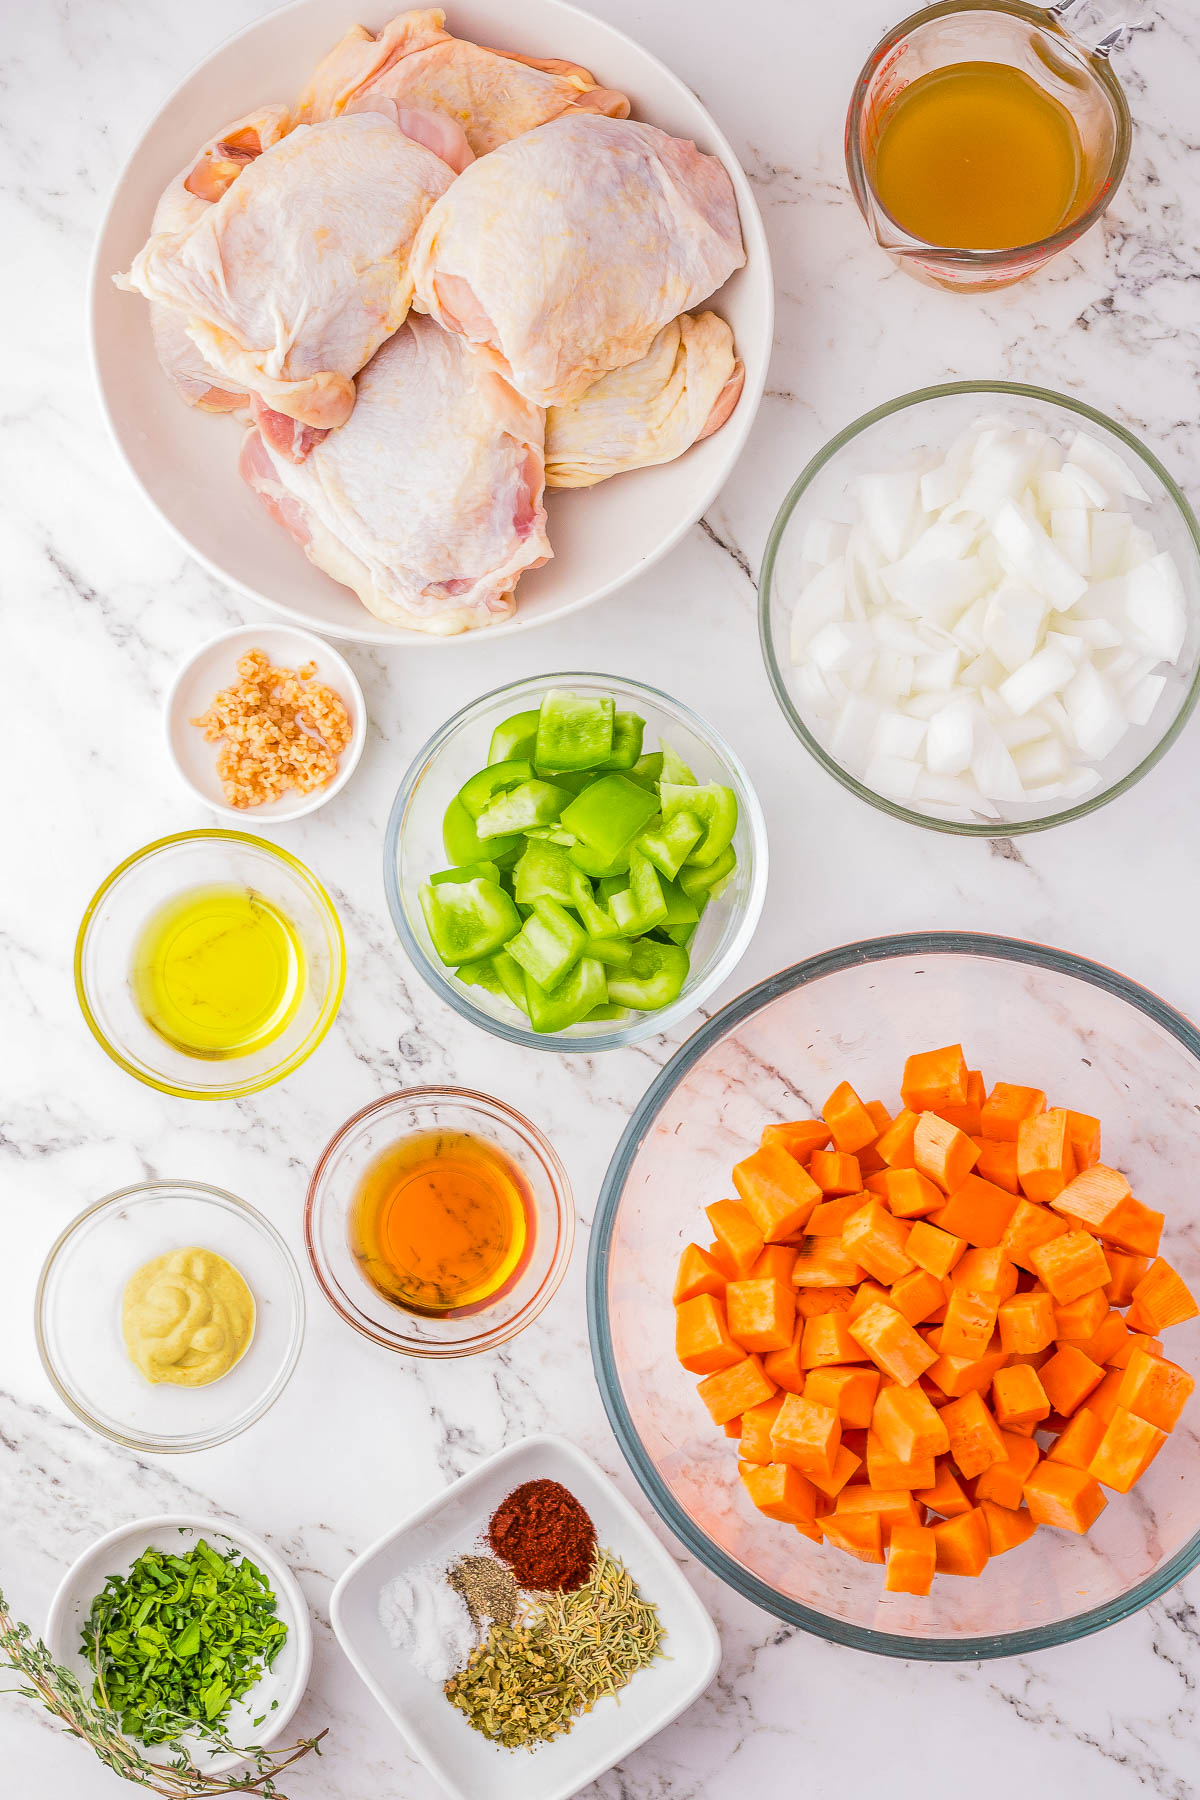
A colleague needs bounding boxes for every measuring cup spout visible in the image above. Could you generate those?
[1049,0,1148,56]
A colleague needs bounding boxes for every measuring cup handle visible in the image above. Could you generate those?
[1049,0,1150,56]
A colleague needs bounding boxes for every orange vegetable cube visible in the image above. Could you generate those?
[885,1522,937,1594]
[843,1199,915,1285]
[876,1109,919,1168]
[932,1506,990,1575]
[1086,1367,1125,1425]
[980,1082,1046,1141]
[697,1354,775,1425]
[822,1080,878,1155]
[870,1168,945,1219]
[751,1244,798,1284]
[932,1172,1019,1248]
[998,1290,1057,1355]
[1105,1251,1150,1308]
[890,1268,947,1326]
[865,1431,937,1491]
[740,1461,820,1524]
[676,1294,742,1375]
[707,1239,738,1281]
[807,1193,865,1235]
[975,1429,1040,1508]
[939,1287,999,1360]
[1000,1197,1070,1272]
[980,1500,1037,1556]
[733,1144,822,1242]
[791,1237,864,1288]
[809,1149,863,1196]
[901,1044,968,1113]
[914,1113,981,1194]
[1029,1230,1110,1304]
[1107,1331,1163,1369]
[761,1119,832,1162]
[1073,1309,1128,1367]
[1040,1344,1105,1416]
[926,1336,1008,1399]
[1017,1108,1076,1203]
[1127,1257,1199,1332]
[872,1384,950,1462]
[673,1242,726,1305]
[954,1246,1019,1299]
[762,1325,807,1394]
[725,1277,796,1354]
[1088,1406,1167,1493]
[1050,1162,1129,1229]
[736,1394,787,1463]
[770,1393,841,1476]
[991,1363,1051,1428]
[847,1278,892,1321]
[822,1510,884,1563]
[907,1220,965,1280]
[705,1199,764,1277]
[937,1069,986,1137]
[1024,1462,1107,1533]
[804,1364,880,1428]
[971,1136,1021,1195]
[916,1460,973,1517]
[1052,1287,1108,1342]
[806,1443,863,1500]
[801,1310,865,1369]
[836,1486,922,1539]
[849,1301,938,1386]
[940,1390,1007,1478]
[796,1285,856,1318]
[1116,1347,1195,1432]
[1047,1406,1106,1470]
[1065,1111,1101,1170]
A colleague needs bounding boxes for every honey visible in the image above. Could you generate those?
[872,61,1084,252]
[349,1130,532,1317]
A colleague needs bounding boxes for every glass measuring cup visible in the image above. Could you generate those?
[845,0,1134,290]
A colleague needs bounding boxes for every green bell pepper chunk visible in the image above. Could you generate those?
[491,949,530,1013]
[678,841,737,898]
[420,877,521,966]
[597,711,645,770]
[606,939,690,1011]
[659,876,700,929]
[455,957,506,998]
[597,874,626,904]
[525,955,608,1033]
[535,689,614,771]
[430,861,501,887]
[638,810,703,881]
[560,773,659,861]
[585,1002,630,1021]
[488,709,540,766]
[475,779,572,838]
[587,936,634,967]
[627,751,664,791]
[569,870,620,940]
[661,781,739,867]
[608,850,668,935]
[660,741,697,785]
[443,795,521,868]
[512,839,579,908]
[458,758,533,820]
[566,840,631,879]
[505,898,587,991]
[665,922,697,947]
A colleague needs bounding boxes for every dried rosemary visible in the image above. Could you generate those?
[443,1549,663,1750]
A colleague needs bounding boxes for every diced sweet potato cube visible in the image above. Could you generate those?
[1040,1344,1105,1416]
[901,1044,969,1112]
[771,1393,840,1475]
[1116,1347,1195,1432]
[1107,1331,1163,1369]
[1088,1406,1167,1493]
[1087,1366,1126,1424]
[940,1390,1007,1478]
[871,1168,944,1219]
[740,1460,820,1524]
[980,1499,1037,1555]
[796,1285,856,1318]
[916,1460,973,1517]
[1030,1230,1110,1304]
[799,1311,862,1368]
[806,1442,863,1500]
[998,1290,1057,1355]
[865,1431,937,1491]
[733,1144,822,1242]
[1024,1462,1107,1532]
[1052,1287,1109,1341]
[972,1136,1021,1194]
[1073,1309,1128,1367]
[804,1364,880,1428]
[675,1294,743,1374]
[762,1325,806,1394]
[1105,1251,1150,1307]
[885,1522,937,1594]
[674,1242,726,1305]
[980,1082,1046,1141]
[890,1268,947,1326]
[761,1119,832,1162]
[1001,1197,1069,1272]
[849,1301,938,1386]
[791,1237,865,1288]
[1017,1108,1076,1203]
[847,1278,892,1321]
[940,1287,999,1360]
[697,1354,775,1425]
[705,1199,763,1276]
[809,1150,862,1196]
[876,1109,919,1168]
[842,1199,915,1285]
[914,1114,980,1194]
[932,1506,990,1575]
[725,1278,796,1354]
[822,1510,884,1562]
[736,1394,787,1463]
[926,1338,1008,1399]
[1047,1406,1106,1470]
[954,1246,1019,1299]
[1127,1257,1199,1332]
[932,1173,1019,1247]
[1050,1162,1129,1230]
[872,1384,950,1462]
[807,1193,866,1235]
[991,1363,1051,1428]
[907,1220,965,1280]
[837,1486,922,1539]
[975,1428,1040,1508]
[937,1069,986,1137]
[822,1080,878,1154]
[1065,1111,1101,1170]
[751,1244,798,1284]
[1083,1194,1164,1259]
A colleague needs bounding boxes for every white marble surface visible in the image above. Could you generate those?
[3,0,1200,1795]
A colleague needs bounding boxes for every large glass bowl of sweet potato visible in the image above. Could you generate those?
[587,932,1200,1657]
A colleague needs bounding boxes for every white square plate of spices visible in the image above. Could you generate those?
[330,1432,720,1800]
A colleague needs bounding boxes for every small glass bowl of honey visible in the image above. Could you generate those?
[304,1089,575,1357]
[75,830,345,1099]
[846,0,1133,289]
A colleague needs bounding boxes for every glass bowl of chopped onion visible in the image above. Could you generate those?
[759,382,1200,834]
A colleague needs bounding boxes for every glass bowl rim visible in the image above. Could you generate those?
[34,1179,307,1454]
[382,670,769,1051]
[303,1084,576,1357]
[844,0,1132,269]
[758,379,1200,836]
[586,928,1200,1659]
[74,827,347,1098]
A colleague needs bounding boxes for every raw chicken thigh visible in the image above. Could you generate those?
[411,113,745,407]
[299,7,628,155]
[119,112,456,432]
[239,315,551,634]
[546,312,744,488]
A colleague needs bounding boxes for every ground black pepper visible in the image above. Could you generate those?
[487,1478,596,1590]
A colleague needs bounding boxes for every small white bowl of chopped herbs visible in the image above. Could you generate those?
[45,1514,313,1777]
[330,1432,720,1800]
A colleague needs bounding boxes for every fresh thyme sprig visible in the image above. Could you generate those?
[0,1586,325,1797]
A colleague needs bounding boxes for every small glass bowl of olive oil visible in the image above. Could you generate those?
[75,830,345,1099]
[305,1089,574,1357]
[846,0,1132,289]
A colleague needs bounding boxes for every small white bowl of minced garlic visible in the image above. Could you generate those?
[35,1180,305,1452]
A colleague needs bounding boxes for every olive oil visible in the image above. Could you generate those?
[350,1130,532,1317]
[873,62,1084,252]
[131,884,304,1059]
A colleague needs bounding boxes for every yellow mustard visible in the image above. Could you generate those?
[121,1246,255,1387]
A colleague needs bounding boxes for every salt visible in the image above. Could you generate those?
[378,1562,475,1683]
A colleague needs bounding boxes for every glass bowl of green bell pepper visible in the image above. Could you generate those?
[384,674,768,1051]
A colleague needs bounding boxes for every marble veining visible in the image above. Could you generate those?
[3,0,1200,1794]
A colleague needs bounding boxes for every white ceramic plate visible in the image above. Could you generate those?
[90,0,773,647]
[45,1514,312,1775]
[330,1432,720,1800]
[165,623,367,822]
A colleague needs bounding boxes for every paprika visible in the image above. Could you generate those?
[487,1478,596,1590]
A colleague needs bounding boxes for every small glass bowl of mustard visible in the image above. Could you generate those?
[35,1181,305,1453]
